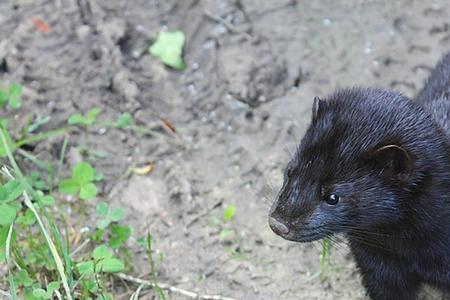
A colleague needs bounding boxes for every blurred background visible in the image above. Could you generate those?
[1,0,449,299]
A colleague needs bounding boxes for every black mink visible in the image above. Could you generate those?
[269,52,450,300]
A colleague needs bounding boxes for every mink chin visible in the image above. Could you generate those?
[269,52,450,300]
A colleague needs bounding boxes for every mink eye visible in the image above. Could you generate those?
[325,193,339,205]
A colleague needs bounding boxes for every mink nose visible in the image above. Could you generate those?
[269,217,290,235]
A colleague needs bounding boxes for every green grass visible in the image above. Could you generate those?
[0,83,170,299]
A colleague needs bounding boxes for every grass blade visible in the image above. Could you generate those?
[6,223,18,300]
[0,128,73,300]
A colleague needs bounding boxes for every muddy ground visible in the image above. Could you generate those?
[1,0,450,299]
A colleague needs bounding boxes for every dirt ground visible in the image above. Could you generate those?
[1,0,450,299]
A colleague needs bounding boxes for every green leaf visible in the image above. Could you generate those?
[85,281,99,293]
[0,186,7,202]
[40,195,55,206]
[96,202,109,217]
[8,83,22,109]
[110,208,124,222]
[97,219,110,230]
[68,107,101,126]
[79,182,97,200]
[58,179,79,195]
[98,257,124,273]
[149,30,186,70]
[14,269,33,287]
[94,170,104,181]
[92,245,112,260]
[32,288,48,299]
[47,281,60,293]
[25,290,41,300]
[68,114,86,125]
[76,261,94,276]
[73,162,95,183]
[8,83,22,98]
[17,208,36,225]
[92,228,105,243]
[0,204,17,225]
[9,96,21,109]
[4,180,24,202]
[223,204,236,222]
[109,224,131,248]
[28,172,46,190]
[87,107,101,121]
[116,112,133,129]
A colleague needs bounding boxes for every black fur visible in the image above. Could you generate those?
[269,52,450,300]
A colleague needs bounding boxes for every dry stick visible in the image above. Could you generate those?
[203,10,252,40]
[116,273,237,300]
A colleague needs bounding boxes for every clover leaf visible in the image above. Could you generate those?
[76,245,124,276]
[96,202,125,229]
[68,107,101,126]
[109,224,131,248]
[14,269,34,287]
[58,162,98,200]
[0,83,22,109]
[0,180,25,225]
[115,112,133,129]
[32,281,60,299]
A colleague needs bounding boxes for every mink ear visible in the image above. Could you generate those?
[372,144,412,179]
[312,96,323,119]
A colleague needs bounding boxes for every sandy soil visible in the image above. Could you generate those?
[1,0,450,299]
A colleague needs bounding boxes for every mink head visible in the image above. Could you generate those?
[269,87,442,242]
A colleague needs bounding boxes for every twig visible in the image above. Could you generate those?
[116,273,237,300]
[186,200,222,228]
[204,10,252,39]
[69,238,90,258]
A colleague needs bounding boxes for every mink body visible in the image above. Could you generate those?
[269,52,450,300]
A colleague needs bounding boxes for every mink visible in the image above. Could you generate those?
[269,52,450,300]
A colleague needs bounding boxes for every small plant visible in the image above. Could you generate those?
[95,202,125,230]
[319,238,333,280]
[76,245,125,276]
[0,83,22,109]
[108,224,131,249]
[307,238,334,282]
[68,107,101,127]
[0,179,24,226]
[68,107,101,150]
[115,112,133,129]
[146,233,166,300]
[223,204,236,222]
[58,162,98,200]
[32,281,60,299]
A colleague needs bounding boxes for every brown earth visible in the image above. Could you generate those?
[1,0,450,299]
